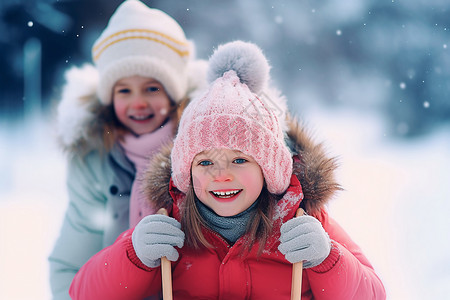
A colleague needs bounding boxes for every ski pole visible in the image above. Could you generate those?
[157,208,173,300]
[291,208,304,300]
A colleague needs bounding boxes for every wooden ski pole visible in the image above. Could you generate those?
[291,208,304,300]
[157,208,173,300]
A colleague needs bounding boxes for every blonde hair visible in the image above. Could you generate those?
[180,183,282,255]
[98,104,125,151]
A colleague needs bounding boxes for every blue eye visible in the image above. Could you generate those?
[117,88,130,94]
[199,160,213,166]
[233,158,247,164]
[147,86,160,92]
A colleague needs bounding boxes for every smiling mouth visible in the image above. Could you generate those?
[130,114,154,121]
[210,189,242,199]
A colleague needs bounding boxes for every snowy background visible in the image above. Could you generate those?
[1,0,450,299]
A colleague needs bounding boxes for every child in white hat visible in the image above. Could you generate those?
[49,1,206,299]
[69,41,385,299]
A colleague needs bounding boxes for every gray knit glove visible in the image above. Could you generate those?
[132,214,185,268]
[278,215,331,268]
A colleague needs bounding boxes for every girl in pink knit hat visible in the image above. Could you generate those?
[69,41,385,300]
[49,1,206,299]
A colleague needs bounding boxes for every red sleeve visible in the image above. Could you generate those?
[307,210,386,300]
[69,229,162,300]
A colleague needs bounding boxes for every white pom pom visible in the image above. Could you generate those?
[207,41,270,93]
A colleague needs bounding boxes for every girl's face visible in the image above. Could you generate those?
[113,76,172,135]
[191,148,264,217]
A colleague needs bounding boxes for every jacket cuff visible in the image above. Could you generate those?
[125,234,153,272]
[310,240,341,273]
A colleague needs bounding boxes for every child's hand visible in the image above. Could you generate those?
[132,214,185,268]
[278,215,331,268]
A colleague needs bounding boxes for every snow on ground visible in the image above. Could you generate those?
[306,107,450,300]
[0,107,449,299]
[0,117,67,300]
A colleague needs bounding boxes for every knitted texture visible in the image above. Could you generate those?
[171,41,292,195]
[119,120,174,228]
[92,0,191,104]
[196,199,258,243]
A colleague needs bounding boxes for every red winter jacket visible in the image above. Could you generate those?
[70,174,385,300]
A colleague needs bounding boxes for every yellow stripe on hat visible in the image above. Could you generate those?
[93,29,189,61]
[93,28,188,51]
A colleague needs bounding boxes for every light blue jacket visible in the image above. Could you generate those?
[49,60,206,300]
[48,144,135,300]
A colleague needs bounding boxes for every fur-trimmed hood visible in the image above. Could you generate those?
[56,64,104,154]
[55,60,208,155]
[144,116,341,216]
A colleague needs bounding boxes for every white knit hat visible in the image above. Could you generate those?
[92,0,191,104]
[171,41,293,195]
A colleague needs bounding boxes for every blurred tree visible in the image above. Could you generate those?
[0,0,121,120]
[1,0,448,138]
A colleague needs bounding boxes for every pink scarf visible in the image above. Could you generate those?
[120,120,174,228]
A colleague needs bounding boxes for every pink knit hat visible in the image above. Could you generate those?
[171,41,293,195]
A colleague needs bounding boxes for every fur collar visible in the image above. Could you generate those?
[144,116,341,215]
[56,64,106,155]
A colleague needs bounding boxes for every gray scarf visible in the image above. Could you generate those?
[196,199,258,243]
